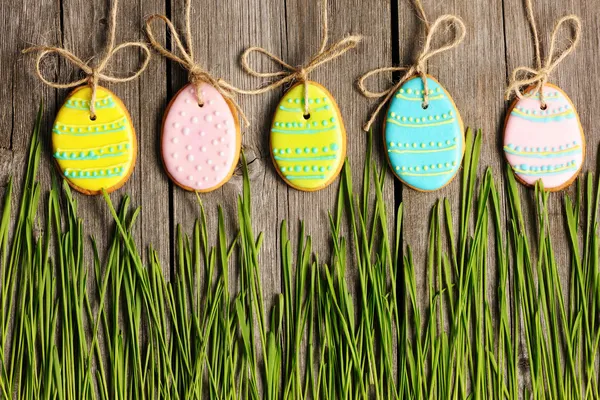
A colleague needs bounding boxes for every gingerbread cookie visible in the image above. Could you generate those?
[161,83,241,192]
[503,83,584,191]
[52,86,136,195]
[384,75,464,192]
[270,81,346,192]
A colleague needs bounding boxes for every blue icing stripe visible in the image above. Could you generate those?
[504,142,581,158]
[510,106,575,123]
[385,76,463,191]
[513,161,578,176]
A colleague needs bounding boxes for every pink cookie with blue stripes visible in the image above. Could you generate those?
[503,83,585,191]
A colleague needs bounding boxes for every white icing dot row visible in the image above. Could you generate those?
[175,163,224,173]
[171,122,234,135]
[515,104,571,115]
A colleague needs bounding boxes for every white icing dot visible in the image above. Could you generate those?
[205,115,213,122]
[180,111,187,117]
[220,137,226,143]
[212,139,219,145]
[200,131,206,136]
[207,159,213,165]
[171,137,179,144]
[173,122,180,128]
[201,146,207,152]
[224,120,231,126]
[216,124,223,129]
[214,111,220,117]
[213,165,219,171]
[204,176,209,181]
[208,100,214,105]
[177,166,183,172]
[185,99,192,104]
[188,175,194,181]
[226,129,235,135]
[191,117,199,123]
[196,165,202,171]
[172,153,179,159]
[182,127,190,135]
[201,90,206,96]
[187,154,195,162]
[186,145,192,150]
[219,151,225,156]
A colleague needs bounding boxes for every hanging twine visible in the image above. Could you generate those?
[236,0,361,117]
[357,8,465,132]
[145,0,250,127]
[22,0,150,120]
[505,0,581,108]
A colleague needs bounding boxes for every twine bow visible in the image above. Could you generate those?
[238,0,361,117]
[505,3,581,107]
[357,13,466,132]
[145,0,250,126]
[22,0,151,120]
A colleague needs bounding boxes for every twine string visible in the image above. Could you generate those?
[505,6,581,107]
[235,0,361,117]
[22,0,151,119]
[357,13,466,132]
[145,0,250,126]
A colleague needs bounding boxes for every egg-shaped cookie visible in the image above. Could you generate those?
[161,83,241,192]
[384,75,464,192]
[503,83,584,191]
[52,86,136,195]
[270,81,346,191]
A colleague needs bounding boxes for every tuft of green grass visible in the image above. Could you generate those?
[1,104,600,399]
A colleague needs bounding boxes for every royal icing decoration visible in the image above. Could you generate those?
[503,84,584,190]
[270,81,346,191]
[161,83,240,191]
[52,86,136,194]
[384,76,464,191]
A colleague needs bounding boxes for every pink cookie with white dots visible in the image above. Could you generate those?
[161,83,241,192]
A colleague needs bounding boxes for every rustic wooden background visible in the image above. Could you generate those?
[0,0,595,388]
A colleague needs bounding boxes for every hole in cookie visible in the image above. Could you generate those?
[540,103,548,111]
[198,102,204,108]
[422,103,429,110]
[89,115,97,121]
[303,113,311,120]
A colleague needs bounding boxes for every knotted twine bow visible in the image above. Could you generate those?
[357,12,466,132]
[145,0,250,127]
[505,0,581,108]
[22,0,151,120]
[237,0,361,117]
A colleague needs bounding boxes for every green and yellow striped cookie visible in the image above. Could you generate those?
[270,81,346,191]
[52,86,136,195]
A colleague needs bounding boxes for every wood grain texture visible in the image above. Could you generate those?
[56,0,169,267]
[396,0,508,326]
[503,0,598,389]
[0,0,597,393]
[2,0,60,232]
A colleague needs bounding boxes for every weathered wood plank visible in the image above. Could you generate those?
[397,0,508,306]
[283,0,394,256]
[5,0,60,216]
[167,0,288,319]
[503,0,599,390]
[57,0,169,267]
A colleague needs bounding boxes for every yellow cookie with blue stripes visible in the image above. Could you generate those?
[52,86,136,195]
[270,81,346,191]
